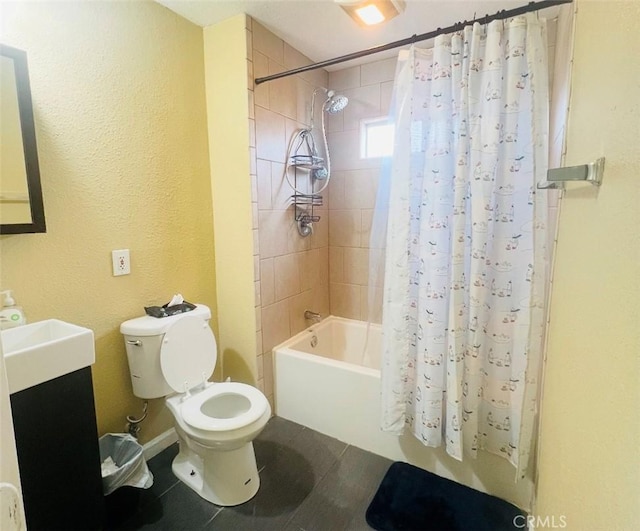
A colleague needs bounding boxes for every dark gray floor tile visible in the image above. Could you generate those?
[120,482,221,531]
[205,423,347,531]
[254,416,306,469]
[139,443,180,505]
[287,445,391,531]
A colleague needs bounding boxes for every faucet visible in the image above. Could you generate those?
[304,310,322,323]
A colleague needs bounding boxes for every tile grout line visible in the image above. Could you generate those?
[281,439,350,530]
[200,506,224,529]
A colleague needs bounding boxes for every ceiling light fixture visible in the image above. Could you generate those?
[336,0,406,27]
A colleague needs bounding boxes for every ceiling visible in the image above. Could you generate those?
[155,1,562,69]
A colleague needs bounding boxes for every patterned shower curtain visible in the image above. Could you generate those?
[380,14,549,477]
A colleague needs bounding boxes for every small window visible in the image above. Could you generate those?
[361,117,395,159]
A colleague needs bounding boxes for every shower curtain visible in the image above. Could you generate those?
[378,14,550,477]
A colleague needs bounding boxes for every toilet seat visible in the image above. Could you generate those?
[160,315,217,393]
[181,382,269,432]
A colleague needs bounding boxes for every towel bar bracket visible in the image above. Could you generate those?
[537,157,605,190]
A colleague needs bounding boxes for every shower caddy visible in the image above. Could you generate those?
[286,129,325,237]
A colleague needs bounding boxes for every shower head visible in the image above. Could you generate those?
[324,93,349,114]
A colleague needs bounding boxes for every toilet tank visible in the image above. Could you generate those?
[120,304,212,399]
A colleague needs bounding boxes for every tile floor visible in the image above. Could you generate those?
[112,417,392,531]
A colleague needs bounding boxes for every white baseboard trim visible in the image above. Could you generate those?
[142,428,178,461]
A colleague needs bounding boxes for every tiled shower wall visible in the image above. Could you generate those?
[247,18,330,406]
[325,57,397,323]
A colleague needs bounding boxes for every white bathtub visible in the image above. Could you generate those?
[273,316,534,510]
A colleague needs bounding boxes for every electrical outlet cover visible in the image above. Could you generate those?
[112,249,130,276]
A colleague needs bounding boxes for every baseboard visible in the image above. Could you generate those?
[142,428,177,461]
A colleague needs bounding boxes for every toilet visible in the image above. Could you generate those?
[120,304,271,506]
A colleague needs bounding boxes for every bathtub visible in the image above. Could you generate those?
[273,315,534,510]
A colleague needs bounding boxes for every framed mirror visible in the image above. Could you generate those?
[1,43,46,234]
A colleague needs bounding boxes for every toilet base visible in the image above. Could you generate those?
[172,441,260,506]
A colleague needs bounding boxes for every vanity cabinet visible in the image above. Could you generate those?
[10,367,104,530]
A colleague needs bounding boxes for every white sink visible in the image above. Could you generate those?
[1,319,95,394]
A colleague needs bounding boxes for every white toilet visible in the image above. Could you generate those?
[120,304,271,506]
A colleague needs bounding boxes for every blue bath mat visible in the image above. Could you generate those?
[365,462,526,531]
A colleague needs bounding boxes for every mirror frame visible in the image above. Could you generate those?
[1,43,46,234]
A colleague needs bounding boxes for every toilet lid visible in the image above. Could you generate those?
[160,315,217,392]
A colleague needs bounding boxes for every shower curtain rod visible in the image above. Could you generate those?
[254,0,572,85]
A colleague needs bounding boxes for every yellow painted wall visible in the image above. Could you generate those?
[536,2,640,529]
[0,1,216,444]
[203,15,257,384]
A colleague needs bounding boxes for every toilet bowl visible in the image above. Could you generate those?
[120,305,271,506]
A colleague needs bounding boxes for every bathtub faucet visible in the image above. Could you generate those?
[304,310,322,323]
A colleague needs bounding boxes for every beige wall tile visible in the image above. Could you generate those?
[380,80,394,112]
[249,146,257,175]
[269,60,297,120]
[251,175,258,203]
[343,169,379,209]
[329,66,361,91]
[361,209,374,249]
[260,257,275,306]
[329,246,344,283]
[248,117,256,148]
[309,209,328,249]
[295,77,314,126]
[283,42,308,70]
[274,253,301,300]
[360,285,383,324]
[252,201,259,229]
[245,28,253,61]
[317,246,329,290]
[329,209,361,247]
[255,280,261,307]
[257,158,273,210]
[256,353,264,380]
[251,174,258,203]
[299,247,329,299]
[262,300,290,351]
[298,248,319,291]
[247,59,254,92]
[271,161,290,210]
[262,300,291,352]
[343,84,381,131]
[327,129,369,172]
[288,289,314,335]
[327,171,346,210]
[258,209,291,257]
[286,216,311,254]
[255,106,286,163]
[284,43,328,89]
[343,246,369,286]
[330,282,361,320]
[264,350,274,396]
[361,57,398,85]
[326,109,344,133]
[253,51,270,108]
[253,229,260,256]
[248,89,255,119]
[252,21,283,63]
[256,329,263,357]
[255,304,262,332]
[312,280,330,318]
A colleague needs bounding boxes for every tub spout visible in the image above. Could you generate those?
[304,310,322,323]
